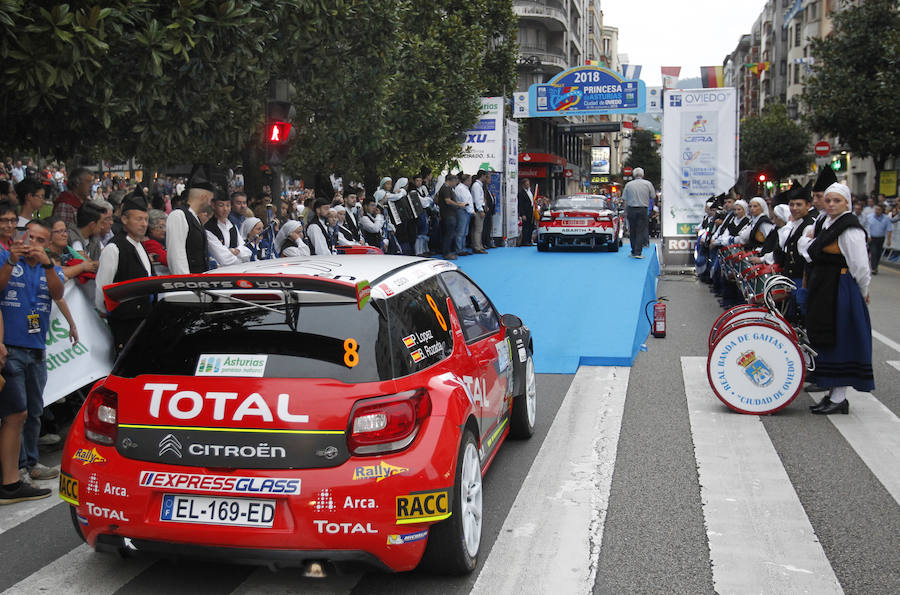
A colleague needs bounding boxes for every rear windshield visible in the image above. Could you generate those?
[551,197,610,210]
[113,297,393,383]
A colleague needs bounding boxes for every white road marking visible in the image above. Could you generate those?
[681,357,842,594]
[872,330,900,354]
[0,467,62,535]
[887,361,900,373]
[471,366,630,595]
[825,388,900,505]
[1,543,154,595]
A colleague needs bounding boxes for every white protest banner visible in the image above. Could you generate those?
[661,88,737,265]
[44,281,114,405]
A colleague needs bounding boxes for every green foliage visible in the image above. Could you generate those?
[740,103,810,181]
[625,129,661,188]
[801,0,900,171]
[0,0,519,183]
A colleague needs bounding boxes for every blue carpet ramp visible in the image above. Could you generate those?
[456,245,659,374]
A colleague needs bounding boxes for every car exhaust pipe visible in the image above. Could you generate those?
[303,560,327,578]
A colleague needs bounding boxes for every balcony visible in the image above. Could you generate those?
[518,45,569,74]
[514,1,568,32]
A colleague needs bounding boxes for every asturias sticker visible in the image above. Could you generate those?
[195,354,267,377]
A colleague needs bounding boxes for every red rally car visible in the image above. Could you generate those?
[58,255,536,574]
[537,194,624,252]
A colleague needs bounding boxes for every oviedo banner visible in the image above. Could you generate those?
[660,88,738,266]
[44,281,115,406]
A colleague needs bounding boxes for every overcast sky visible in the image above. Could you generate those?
[601,0,768,86]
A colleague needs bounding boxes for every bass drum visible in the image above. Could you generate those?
[709,305,768,349]
[708,306,798,350]
[707,320,805,415]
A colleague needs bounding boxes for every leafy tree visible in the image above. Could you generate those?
[625,129,661,188]
[740,103,810,181]
[0,1,519,190]
[801,0,900,176]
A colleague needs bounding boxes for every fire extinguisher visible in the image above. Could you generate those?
[645,297,668,338]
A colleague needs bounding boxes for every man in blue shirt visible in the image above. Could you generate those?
[0,219,65,503]
[867,204,892,275]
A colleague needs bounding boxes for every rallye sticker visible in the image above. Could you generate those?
[387,529,429,545]
[59,472,79,505]
[396,489,451,524]
[72,448,106,466]
[353,461,408,482]
[138,472,301,495]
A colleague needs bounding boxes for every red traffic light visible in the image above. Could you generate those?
[267,121,292,144]
[757,173,766,182]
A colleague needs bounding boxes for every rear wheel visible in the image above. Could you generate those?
[510,352,536,439]
[420,430,482,574]
[537,242,548,252]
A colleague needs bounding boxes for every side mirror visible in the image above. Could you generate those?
[501,313,523,329]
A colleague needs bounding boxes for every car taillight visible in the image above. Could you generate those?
[84,386,118,445]
[347,389,431,455]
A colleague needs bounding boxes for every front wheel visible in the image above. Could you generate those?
[420,430,482,574]
[510,352,536,439]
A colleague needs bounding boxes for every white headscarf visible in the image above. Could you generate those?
[749,196,770,219]
[773,204,791,225]
[733,199,749,220]
[395,177,408,192]
[824,182,851,206]
[240,217,262,240]
[274,220,303,254]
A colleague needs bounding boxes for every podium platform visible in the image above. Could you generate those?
[456,243,659,374]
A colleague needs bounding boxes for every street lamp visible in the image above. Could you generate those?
[518,55,544,85]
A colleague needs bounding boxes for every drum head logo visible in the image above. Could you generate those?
[737,350,773,387]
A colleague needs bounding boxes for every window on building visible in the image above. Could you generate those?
[808,2,818,20]
[602,37,610,55]
[780,60,787,75]
[795,24,801,46]
[782,25,788,41]
[794,63,800,85]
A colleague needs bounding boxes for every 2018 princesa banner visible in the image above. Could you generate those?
[44,280,115,406]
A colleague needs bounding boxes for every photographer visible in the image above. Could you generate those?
[0,219,66,491]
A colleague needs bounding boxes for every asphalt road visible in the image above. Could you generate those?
[2,255,898,594]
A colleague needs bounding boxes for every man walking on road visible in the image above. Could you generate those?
[867,204,891,275]
[623,167,656,258]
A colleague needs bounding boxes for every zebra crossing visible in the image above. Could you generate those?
[2,357,898,594]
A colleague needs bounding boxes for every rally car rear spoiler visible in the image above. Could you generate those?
[103,274,372,312]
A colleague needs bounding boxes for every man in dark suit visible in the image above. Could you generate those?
[518,178,534,246]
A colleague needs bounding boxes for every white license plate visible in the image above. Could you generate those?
[160,494,275,527]
[563,218,590,225]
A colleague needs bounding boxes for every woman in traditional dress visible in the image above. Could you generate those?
[804,183,873,414]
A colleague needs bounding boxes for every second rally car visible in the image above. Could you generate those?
[537,194,624,252]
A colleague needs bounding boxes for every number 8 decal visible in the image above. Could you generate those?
[343,338,359,368]
[425,293,448,331]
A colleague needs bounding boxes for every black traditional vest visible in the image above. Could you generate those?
[805,213,866,347]
[728,216,749,237]
[181,206,209,273]
[778,214,814,279]
[745,215,772,251]
[308,217,333,255]
[361,214,382,247]
[344,209,360,241]
[109,234,153,321]
[204,218,238,249]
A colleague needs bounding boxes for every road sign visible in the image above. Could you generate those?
[814,141,831,157]
[623,166,633,176]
